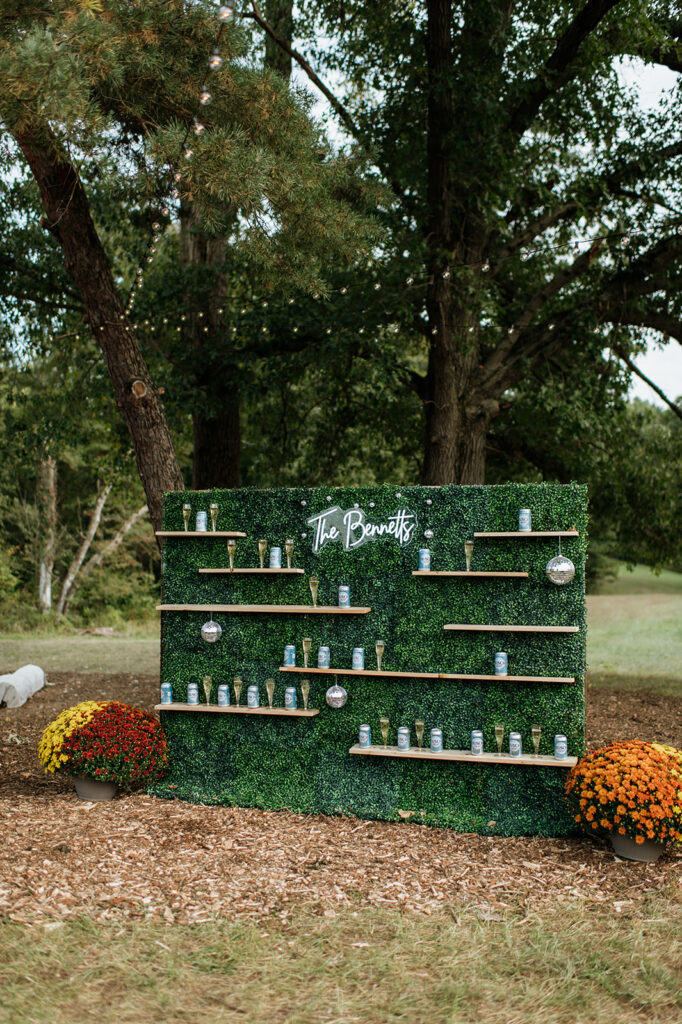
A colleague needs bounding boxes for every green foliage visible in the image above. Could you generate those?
[152,482,588,837]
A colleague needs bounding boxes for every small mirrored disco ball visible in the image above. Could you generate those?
[545,554,575,585]
[200,619,223,643]
[325,683,348,708]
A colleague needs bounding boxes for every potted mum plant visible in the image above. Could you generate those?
[566,740,682,862]
[38,701,168,800]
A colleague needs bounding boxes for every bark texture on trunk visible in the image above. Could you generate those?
[36,455,57,614]
[15,129,184,534]
[265,0,293,78]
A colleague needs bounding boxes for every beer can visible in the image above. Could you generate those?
[430,728,443,752]
[471,729,484,755]
[269,546,282,568]
[247,684,260,708]
[494,651,508,676]
[195,510,208,531]
[217,684,230,706]
[338,585,351,608]
[352,647,365,671]
[317,645,331,668]
[187,683,199,705]
[509,731,522,757]
[284,686,298,709]
[518,508,531,531]
[554,734,568,759]
[418,548,431,570]
[160,682,173,704]
[284,644,296,667]
[397,726,410,751]
[358,724,372,748]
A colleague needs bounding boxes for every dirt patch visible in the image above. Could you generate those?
[0,672,680,926]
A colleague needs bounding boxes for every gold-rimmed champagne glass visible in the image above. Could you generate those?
[202,675,212,705]
[415,719,425,749]
[380,717,390,747]
[302,637,312,668]
[182,503,192,532]
[309,575,319,607]
[265,678,275,708]
[464,539,474,572]
[285,538,295,569]
[227,538,237,570]
[210,502,219,532]
[301,678,310,710]
[531,724,542,756]
[233,676,243,706]
[375,639,385,673]
[258,538,267,569]
[494,722,505,755]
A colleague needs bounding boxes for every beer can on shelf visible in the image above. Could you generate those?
[195,510,208,531]
[430,728,443,752]
[358,724,372,748]
[518,508,531,531]
[284,686,298,709]
[317,646,331,668]
[418,548,431,570]
[338,585,351,608]
[494,651,508,676]
[217,684,230,706]
[284,644,296,667]
[554,734,568,759]
[471,729,484,755]
[397,726,410,751]
[160,682,173,704]
[509,731,522,757]
[247,685,260,708]
[187,683,199,705]
[352,647,365,671]
[269,546,282,568]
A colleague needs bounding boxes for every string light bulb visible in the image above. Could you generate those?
[481,262,490,273]
[200,84,212,105]
[209,47,222,70]
[193,118,205,135]
[218,4,234,19]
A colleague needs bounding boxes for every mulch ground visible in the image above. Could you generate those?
[0,672,680,925]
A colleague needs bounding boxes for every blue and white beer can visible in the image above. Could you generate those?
[554,734,568,759]
[284,644,296,667]
[160,682,173,704]
[195,510,208,531]
[352,647,365,671]
[418,548,431,570]
[317,645,331,668]
[518,508,532,531]
[269,546,282,568]
[471,729,484,755]
[397,726,410,751]
[247,684,260,708]
[430,728,443,752]
[338,585,351,608]
[509,731,522,757]
[217,684,230,707]
[284,686,297,709]
[358,724,372,748]
[187,683,199,705]
[494,651,508,676]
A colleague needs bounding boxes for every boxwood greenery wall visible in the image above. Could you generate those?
[152,482,587,837]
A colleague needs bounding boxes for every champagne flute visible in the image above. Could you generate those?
[375,639,385,673]
[301,678,310,710]
[309,575,319,607]
[210,502,219,532]
[531,724,542,756]
[302,637,312,668]
[285,538,295,569]
[202,675,212,705]
[265,678,275,708]
[182,503,192,532]
[380,717,390,747]
[415,719,425,749]
[494,722,505,755]
[233,676,243,706]
[258,538,267,569]
[227,538,237,570]
[464,539,474,572]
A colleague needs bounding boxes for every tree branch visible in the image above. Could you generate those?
[612,346,682,420]
[55,483,112,617]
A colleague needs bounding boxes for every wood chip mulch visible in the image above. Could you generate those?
[0,671,680,925]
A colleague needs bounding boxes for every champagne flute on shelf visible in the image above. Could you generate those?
[210,503,219,532]
[301,678,310,710]
[380,717,390,747]
[285,538,295,569]
[182,503,192,532]
[464,539,474,572]
[265,678,275,708]
[531,724,542,756]
[309,576,319,608]
[302,637,312,668]
[227,538,237,570]
[415,719,425,749]
[494,722,505,755]
[233,676,243,706]
[202,675,212,705]
[258,538,267,569]
[375,639,385,673]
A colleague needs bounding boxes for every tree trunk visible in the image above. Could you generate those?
[14,128,184,534]
[36,455,57,614]
[265,1,294,79]
[56,483,111,617]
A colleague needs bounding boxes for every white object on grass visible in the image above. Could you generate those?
[0,665,46,708]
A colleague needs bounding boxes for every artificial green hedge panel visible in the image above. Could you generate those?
[152,483,587,836]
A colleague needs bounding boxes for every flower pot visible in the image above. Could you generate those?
[73,775,118,801]
[609,833,664,863]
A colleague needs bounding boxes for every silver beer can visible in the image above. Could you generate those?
[284,644,296,666]
[494,651,508,676]
[187,683,199,705]
[338,585,351,608]
[284,686,298,709]
[509,731,522,757]
[160,682,173,704]
[518,508,531,531]
[418,548,431,570]
[217,684,230,707]
[554,734,568,759]
[430,728,443,752]
[195,510,208,531]
[269,546,282,568]
[352,647,365,671]
[358,724,372,748]
[471,729,484,755]
[317,645,331,668]
[247,684,260,708]
[397,726,410,751]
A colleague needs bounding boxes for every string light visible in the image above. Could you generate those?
[193,118,205,134]
[481,262,490,273]
[200,85,212,105]
[209,46,223,69]
[218,5,234,20]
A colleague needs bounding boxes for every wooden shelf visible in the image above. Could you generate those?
[157,604,371,614]
[198,568,305,575]
[279,666,574,684]
[474,531,579,538]
[155,703,319,717]
[444,624,579,633]
[349,744,577,768]
[156,530,247,538]
[413,570,529,578]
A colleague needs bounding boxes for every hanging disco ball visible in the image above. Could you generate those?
[325,683,348,709]
[201,619,223,643]
[545,554,575,586]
